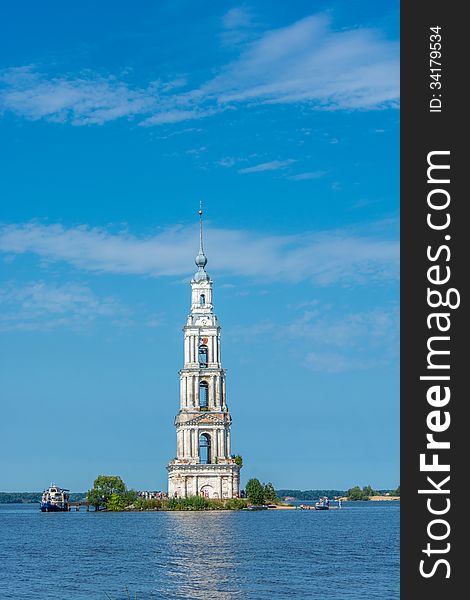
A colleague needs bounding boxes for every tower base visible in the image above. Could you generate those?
[167,463,240,499]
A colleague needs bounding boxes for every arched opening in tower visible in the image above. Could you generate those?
[198,344,208,368]
[199,433,211,464]
[199,381,208,408]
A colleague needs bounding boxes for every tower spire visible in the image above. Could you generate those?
[199,200,204,255]
[194,201,208,280]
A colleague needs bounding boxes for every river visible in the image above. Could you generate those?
[0,501,399,599]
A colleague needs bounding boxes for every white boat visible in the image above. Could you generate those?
[40,484,70,512]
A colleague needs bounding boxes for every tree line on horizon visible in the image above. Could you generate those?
[0,491,87,504]
[276,489,346,500]
[0,483,400,504]
[276,486,400,501]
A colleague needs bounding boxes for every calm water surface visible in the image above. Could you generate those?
[0,502,399,599]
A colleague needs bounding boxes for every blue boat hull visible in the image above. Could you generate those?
[40,502,68,512]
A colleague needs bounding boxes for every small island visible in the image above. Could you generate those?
[86,475,285,511]
[341,484,400,501]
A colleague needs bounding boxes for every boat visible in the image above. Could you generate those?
[243,505,269,511]
[314,497,330,510]
[40,484,70,512]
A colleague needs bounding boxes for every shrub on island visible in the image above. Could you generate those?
[87,475,137,511]
[134,497,163,511]
[131,496,248,511]
[165,496,248,511]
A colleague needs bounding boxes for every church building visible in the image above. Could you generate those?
[167,209,241,498]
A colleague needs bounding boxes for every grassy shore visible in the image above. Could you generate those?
[122,496,250,511]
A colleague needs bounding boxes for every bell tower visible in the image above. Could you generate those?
[167,207,241,499]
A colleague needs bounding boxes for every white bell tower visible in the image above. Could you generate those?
[167,206,241,499]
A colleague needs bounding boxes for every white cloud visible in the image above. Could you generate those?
[0,221,399,286]
[139,107,221,126]
[0,14,398,127]
[303,351,385,373]
[0,281,128,331]
[285,307,399,347]
[288,171,326,181]
[206,15,399,110]
[229,304,399,372]
[220,7,257,47]
[0,67,155,125]
[223,7,254,30]
[217,156,238,168]
[238,159,296,173]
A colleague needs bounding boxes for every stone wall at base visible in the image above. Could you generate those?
[167,464,240,499]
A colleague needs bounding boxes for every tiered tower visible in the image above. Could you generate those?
[167,208,241,499]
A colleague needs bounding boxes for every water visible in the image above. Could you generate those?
[0,502,399,599]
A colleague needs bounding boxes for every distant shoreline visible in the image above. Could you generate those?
[369,495,400,501]
[337,495,400,502]
[0,491,401,504]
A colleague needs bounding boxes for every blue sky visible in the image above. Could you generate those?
[0,1,399,492]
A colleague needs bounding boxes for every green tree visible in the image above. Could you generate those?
[106,493,127,511]
[263,482,277,503]
[87,475,126,510]
[120,489,138,507]
[246,478,265,505]
[347,486,369,501]
[234,455,243,466]
[363,484,375,497]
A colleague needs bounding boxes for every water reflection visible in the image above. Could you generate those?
[156,511,243,599]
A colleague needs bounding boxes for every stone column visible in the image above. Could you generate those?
[215,375,221,408]
[192,429,198,460]
[208,375,213,408]
[183,429,191,458]
[177,430,183,458]
[187,377,192,408]
[180,376,184,409]
[213,427,218,458]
